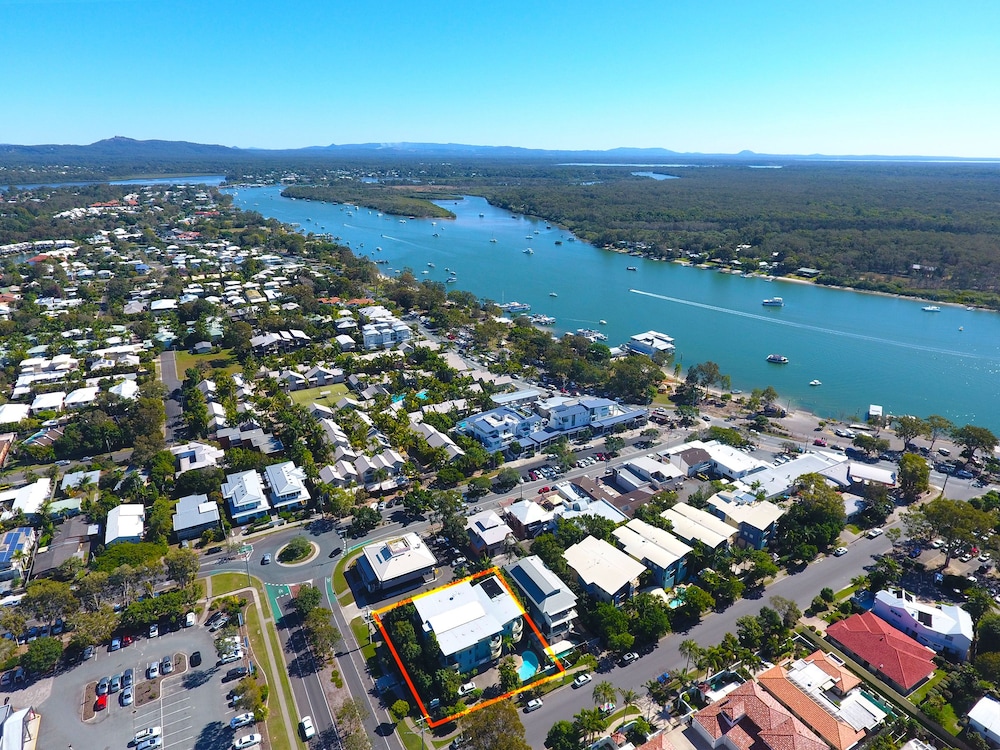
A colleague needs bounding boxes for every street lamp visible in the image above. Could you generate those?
[416,716,427,750]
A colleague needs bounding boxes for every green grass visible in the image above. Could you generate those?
[173,348,241,376]
[909,670,947,705]
[333,553,357,605]
[834,584,859,601]
[350,616,378,667]
[212,572,252,596]
[288,383,349,406]
[936,702,960,735]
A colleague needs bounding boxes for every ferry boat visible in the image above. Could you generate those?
[500,301,532,314]
[766,354,789,364]
[762,297,784,307]
[922,305,941,312]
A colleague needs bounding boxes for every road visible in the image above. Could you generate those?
[159,350,184,442]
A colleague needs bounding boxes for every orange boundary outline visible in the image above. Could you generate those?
[372,566,568,728]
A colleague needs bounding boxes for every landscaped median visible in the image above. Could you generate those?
[210,573,305,750]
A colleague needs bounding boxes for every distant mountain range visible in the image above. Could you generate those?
[0,136,985,163]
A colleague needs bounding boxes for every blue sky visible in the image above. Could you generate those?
[3,0,999,156]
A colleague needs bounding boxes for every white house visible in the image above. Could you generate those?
[626,330,675,357]
[564,535,646,607]
[969,696,1000,747]
[106,504,145,546]
[356,533,437,594]
[170,441,225,474]
[264,461,311,509]
[221,470,270,524]
[873,588,974,661]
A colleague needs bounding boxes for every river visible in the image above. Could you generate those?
[226,185,1000,430]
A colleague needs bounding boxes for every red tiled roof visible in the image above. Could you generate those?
[694,680,827,750]
[802,649,862,694]
[758,666,865,750]
[827,612,936,692]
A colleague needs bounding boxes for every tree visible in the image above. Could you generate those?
[898,453,930,502]
[545,720,581,750]
[679,639,703,676]
[742,549,779,588]
[293,583,323,616]
[769,596,802,629]
[911,498,996,565]
[69,606,120,649]
[965,588,996,629]
[498,656,520,692]
[604,435,625,456]
[303,607,342,663]
[389,699,409,722]
[20,636,62,674]
[677,585,715,620]
[163,547,200,588]
[774,473,846,557]
[183,387,210,438]
[495,468,520,491]
[853,433,889,458]
[21,579,78,624]
[467,476,492,498]
[461,700,530,750]
[349,505,380,536]
[952,424,998,464]
[573,707,609,743]
[925,415,954,451]
[592,679,616,706]
[893,416,927,451]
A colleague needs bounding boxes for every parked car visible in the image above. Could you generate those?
[457,681,477,696]
[621,652,639,665]
[123,667,134,688]
[226,666,250,681]
[220,651,242,665]
[121,686,134,706]
[95,694,108,711]
[148,623,158,638]
[96,676,110,696]
[161,656,174,674]
[110,637,121,651]
[233,734,262,749]
[572,672,593,688]
[231,712,256,729]
[82,645,94,660]
[525,698,544,712]
[137,738,163,750]
[190,650,202,667]
[134,727,162,744]
[833,547,849,557]
[184,611,196,628]
[866,528,884,538]
[909,547,923,558]
[147,662,159,680]
[110,673,122,693]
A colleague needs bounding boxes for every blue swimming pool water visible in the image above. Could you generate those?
[518,650,539,681]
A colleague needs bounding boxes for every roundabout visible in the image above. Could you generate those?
[274,536,320,566]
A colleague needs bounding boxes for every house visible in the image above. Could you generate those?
[660,502,738,551]
[215,425,283,454]
[0,404,30,426]
[872,588,973,660]
[622,455,684,487]
[465,510,514,557]
[0,705,40,750]
[64,386,100,409]
[612,518,692,589]
[706,490,785,550]
[503,499,554,539]
[411,574,523,674]
[564,535,646,606]
[826,612,936,694]
[757,656,877,750]
[221,470,271,524]
[0,528,36,581]
[304,365,344,386]
[969,696,1000,747]
[105,504,145,546]
[693,680,827,750]
[356,533,437,595]
[30,391,66,414]
[60,470,101,498]
[504,555,578,641]
[172,493,222,541]
[0,478,52,521]
[626,330,675,358]
[463,406,542,453]
[170,441,225,474]
[264,461,311,509]
[29,515,94,579]
[109,378,140,400]
[665,444,712,477]
[411,421,465,461]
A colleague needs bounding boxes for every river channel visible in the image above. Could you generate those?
[226,185,1000,431]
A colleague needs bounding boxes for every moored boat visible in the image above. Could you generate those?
[922,305,941,312]
[809,379,822,386]
[766,354,789,364]
[762,297,784,307]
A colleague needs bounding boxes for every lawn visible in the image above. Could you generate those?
[173,348,241,376]
[288,383,349,406]
[212,572,252,597]
[350,616,379,668]
[333,552,357,606]
[909,669,948,705]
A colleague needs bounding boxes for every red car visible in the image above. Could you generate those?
[95,694,108,711]
[537,486,550,494]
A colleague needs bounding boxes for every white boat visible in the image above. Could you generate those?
[922,305,941,312]
[766,354,789,364]
[549,292,558,297]
[490,238,498,243]
[446,278,457,283]
[762,297,784,307]
[599,320,607,325]
[427,262,435,267]
[809,380,822,386]
[523,248,534,254]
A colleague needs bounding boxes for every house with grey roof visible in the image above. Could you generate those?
[264,461,311,510]
[504,555,578,641]
[221,470,270,525]
[172,493,222,541]
[356,532,437,595]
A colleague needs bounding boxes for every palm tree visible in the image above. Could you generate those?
[619,688,639,719]
[573,708,608,743]
[679,638,702,676]
[592,679,616,707]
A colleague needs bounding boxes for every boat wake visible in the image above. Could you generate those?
[629,289,998,361]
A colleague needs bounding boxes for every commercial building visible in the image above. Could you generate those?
[356,533,437,595]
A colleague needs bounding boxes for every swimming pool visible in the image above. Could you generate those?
[517,650,539,681]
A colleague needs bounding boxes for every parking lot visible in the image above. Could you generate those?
[25,622,257,750]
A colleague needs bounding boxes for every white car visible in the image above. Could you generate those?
[300,715,315,739]
[931,538,945,548]
[457,681,477,696]
[833,547,849,557]
[572,672,593,688]
[184,611,196,627]
[149,623,159,638]
[525,698,543,712]
[137,738,163,750]
[230,712,255,729]
[134,727,162,743]
[233,734,262,749]
[866,528,884,538]
[147,661,159,680]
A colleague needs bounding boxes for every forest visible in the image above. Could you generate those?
[281,184,458,218]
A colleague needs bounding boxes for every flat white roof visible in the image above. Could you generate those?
[413,576,523,657]
[361,532,437,584]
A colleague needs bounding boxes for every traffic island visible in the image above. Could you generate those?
[275,536,319,566]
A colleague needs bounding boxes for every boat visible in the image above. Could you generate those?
[762,297,784,307]
[922,305,941,312]
[427,262,435,267]
[500,301,532,314]
[490,238,498,243]
[809,379,822,386]
[766,354,789,364]
[626,266,637,271]
[549,292,558,297]
[479,213,485,218]
[523,248,534,254]
[599,320,607,325]
[554,240,562,245]
[446,278,457,283]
